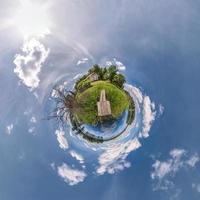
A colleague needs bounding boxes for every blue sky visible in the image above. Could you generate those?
[0,0,200,199]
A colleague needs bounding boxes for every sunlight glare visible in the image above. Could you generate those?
[13,0,51,37]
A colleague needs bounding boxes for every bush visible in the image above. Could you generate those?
[77,79,91,92]
[75,74,88,90]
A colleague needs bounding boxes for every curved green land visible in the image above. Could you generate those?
[75,81,130,125]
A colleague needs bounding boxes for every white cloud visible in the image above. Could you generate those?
[57,163,87,186]
[186,153,200,167]
[13,38,49,90]
[6,124,14,135]
[28,127,35,134]
[106,58,126,71]
[73,73,83,80]
[76,58,88,65]
[30,116,37,123]
[55,129,68,150]
[50,162,56,170]
[51,89,59,98]
[69,150,84,164]
[151,160,172,180]
[23,108,32,116]
[127,86,156,139]
[94,83,156,176]
[151,149,199,191]
[96,138,141,175]
[159,104,164,115]
[125,84,143,104]
[139,96,156,138]
[51,82,68,98]
[170,149,186,159]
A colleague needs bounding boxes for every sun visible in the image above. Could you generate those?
[13,0,51,38]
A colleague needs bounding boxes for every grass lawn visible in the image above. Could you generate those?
[75,81,130,125]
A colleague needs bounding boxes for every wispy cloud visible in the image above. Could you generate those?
[13,38,49,90]
[186,153,199,167]
[76,58,88,66]
[192,183,200,193]
[140,96,156,138]
[125,84,143,104]
[28,127,35,134]
[106,58,126,71]
[6,124,14,135]
[73,73,83,80]
[151,148,199,191]
[96,138,141,175]
[125,84,157,139]
[69,150,84,164]
[30,116,37,123]
[158,104,164,116]
[57,163,87,186]
[55,129,68,150]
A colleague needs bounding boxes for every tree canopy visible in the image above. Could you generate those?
[86,65,126,88]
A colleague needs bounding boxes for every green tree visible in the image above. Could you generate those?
[99,67,107,80]
[112,74,126,88]
[89,64,101,74]
[75,74,87,90]
[108,65,118,81]
[77,79,91,92]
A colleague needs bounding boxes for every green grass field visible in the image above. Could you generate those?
[75,81,130,125]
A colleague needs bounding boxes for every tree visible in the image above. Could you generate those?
[107,65,118,81]
[112,74,126,88]
[47,87,77,125]
[89,64,101,74]
[75,74,87,90]
[99,67,107,80]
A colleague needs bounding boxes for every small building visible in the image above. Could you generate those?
[87,72,99,82]
[97,90,112,117]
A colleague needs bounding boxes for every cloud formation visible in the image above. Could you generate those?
[76,58,88,66]
[6,124,14,135]
[125,84,157,138]
[28,127,35,134]
[158,104,164,116]
[55,129,68,150]
[140,96,156,138]
[13,38,49,90]
[128,85,143,104]
[30,116,37,123]
[73,73,83,80]
[96,138,141,175]
[57,163,87,186]
[186,153,200,167]
[106,58,126,71]
[69,150,84,164]
[95,84,157,175]
[151,148,199,191]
